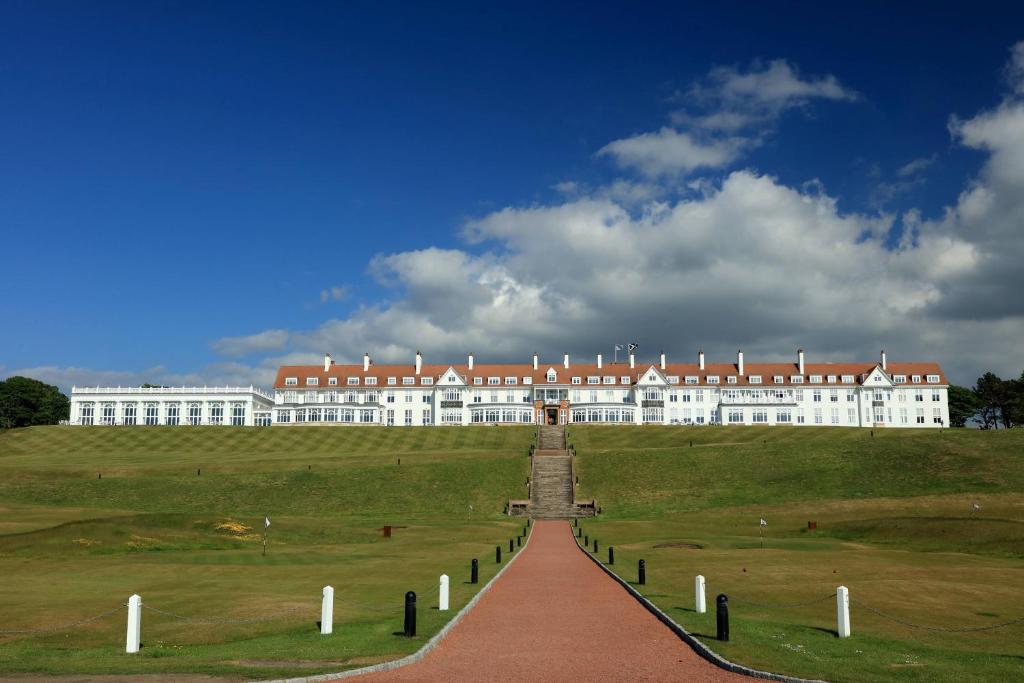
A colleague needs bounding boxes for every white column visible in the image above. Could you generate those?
[695,575,706,614]
[126,594,141,653]
[439,574,450,611]
[837,585,850,638]
[321,585,334,635]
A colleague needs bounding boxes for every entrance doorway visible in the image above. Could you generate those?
[545,407,558,425]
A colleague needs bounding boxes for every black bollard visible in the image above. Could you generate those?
[98,473,101,479]
[584,534,589,546]
[509,539,514,553]
[716,594,729,641]
[527,518,531,527]
[638,559,646,585]
[593,539,599,553]
[398,458,401,465]
[517,535,521,547]
[404,591,416,637]
[577,527,582,538]
[690,440,693,447]
[308,464,311,470]
[197,468,201,476]
[496,545,502,563]
[608,546,615,565]
[471,558,479,584]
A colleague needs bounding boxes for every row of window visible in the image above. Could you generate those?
[570,408,638,423]
[77,402,246,426]
[723,406,945,426]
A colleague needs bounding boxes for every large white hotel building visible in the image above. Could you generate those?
[69,349,950,428]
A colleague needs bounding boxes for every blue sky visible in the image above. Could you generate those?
[3,1,1024,389]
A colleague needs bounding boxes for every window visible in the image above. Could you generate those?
[79,403,95,425]
[144,404,159,426]
[366,391,378,403]
[473,377,483,385]
[797,408,805,424]
[571,376,581,384]
[421,377,433,385]
[777,409,791,423]
[388,377,397,385]
[188,403,201,426]
[122,404,137,426]
[166,403,179,426]
[444,388,460,401]
[933,408,943,424]
[774,376,784,384]
[728,409,743,423]
[620,376,630,384]
[305,390,317,401]
[813,389,822,403]
[726,376,737,384]
[927,374,940,383]
[810,375,822,384]
[209,403,224,425]
[899,408,908,424]
[285,377,298,386]
[603,376,615,384]
[404,409,413,426]
[307,377,319,386]
[668,390,678,403]
[894,375,906,384]
[685,376,699,385]
[842,375,854,384]
[914,390,924,402]
[827,375,837,384]
[749,375,762,384]
[707,375,720,384]
[403,377,415,385]
[386,409,395,426]
[547,370,557,383]
[916,408,925,424]
[587,376,599,384]
[386,391,395,403]
[422,394,431,403]
[848,408,857,423]
[932,390,941,402]
[365,377,377,385]
[326,377,337,386]
[831,408,840,424]
[791,375,804,384]
[752,409,768,423]
[846,391,855,402]
[486,376,499,386]
[228,403,245,426]
[912,375,922,383]
[814,407,823,424]
[667,375,680,384]
[404,393,413,403]
[695,389,704,403]
[874,406,885,423]
[347,377,358,386]
[505,377,517,385]
[276,410,291,424]
[423,409,432,425]
[830,388,839,403]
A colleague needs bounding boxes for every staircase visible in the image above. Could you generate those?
[520,425,596,519]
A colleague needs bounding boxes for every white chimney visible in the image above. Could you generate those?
[363,353,370,372]
[563,353,570,369]
[533,353,539,371]
[415,350,422,375]
[698,349,705,370]
[629,352,635,369]
[737,349,745,376]
[468,353,474,370]
[597,353,603,369]
[797,348,805,375]
[880,349,887,371]
[660,351,666,370]
[324,353,332,372]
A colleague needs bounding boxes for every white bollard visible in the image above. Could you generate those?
[439,574,450,611]
[695,575,706,614]
[837,585,851,638]
[321,586,334,635]
[126,594,141,653]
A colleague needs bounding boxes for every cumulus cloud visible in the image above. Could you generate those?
[319,286,349,303]
[211,329,291,357]
[597,128,750,177]
[8,362,278,395]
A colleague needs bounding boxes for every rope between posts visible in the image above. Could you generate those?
[141,603,310,625]
[853,599,1024,632]
[0,604,125,634]
[730,593,837,609]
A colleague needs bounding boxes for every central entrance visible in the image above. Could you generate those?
[545,407,558,425]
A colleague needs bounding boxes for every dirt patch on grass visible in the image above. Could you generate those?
[653,542,703,549]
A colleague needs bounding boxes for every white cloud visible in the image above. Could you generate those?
[211,329,291,357]
[597,127,749,177]
[8,362,277,395]
[319,286,349,303]
[1005,41,1024,95]
[897,155,937,177]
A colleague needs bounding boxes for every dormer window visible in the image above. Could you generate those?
[893,375,906,384]
[365,377,377,385]
[587,376,599,384]
[619,376,630,384]
[522,377,532,384]
[572,377,581,384]
[346,377,358,386]
[827,375,837,383]
[505,377,517,385]
[749,375,762,384]
[926,374,939,383]
[773,376,784,384]
[603,376,615,384]
[402,377,414,385]
[387,377,397,385]
[726,376,737,384]
[791,375,804,384]
[667,375,680,384]
[684,376,698,385]
[473,377,483,385]
[841,375,854,384]
[488,377,500,385]
[546,370,557,383]
[328,377,338,386]
[421,377,433,385]
[707,375,720,384]
[307,377,319,386]
[285,377,298,386]
[912,375,922,383]
[810,375,822,384]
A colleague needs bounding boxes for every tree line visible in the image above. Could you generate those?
[0,376,70,429]
[948,372,1024,428]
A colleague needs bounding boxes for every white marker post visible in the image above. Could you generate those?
[837,585,851,638]
[695,575,706,614]
[439,574,450,611]
[321,586,334,635]
[126,594,141,653]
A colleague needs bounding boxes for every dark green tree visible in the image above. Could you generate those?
[947,384,980,427]
[974,372,1006,429]
[0,376,70,428]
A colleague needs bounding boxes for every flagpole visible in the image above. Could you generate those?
[262,515,268,557]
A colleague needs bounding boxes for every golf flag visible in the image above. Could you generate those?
[759,517,768,527]
[265,517,271,528]
[615,344,624,351]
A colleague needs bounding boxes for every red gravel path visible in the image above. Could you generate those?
[355,520,748,682]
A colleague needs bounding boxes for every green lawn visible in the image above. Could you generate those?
[571,425,1024,682]
[0,426,534,679]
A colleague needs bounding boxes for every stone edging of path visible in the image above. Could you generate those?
[256,525,534,683]
[572,533,829,683]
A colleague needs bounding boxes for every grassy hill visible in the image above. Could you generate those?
[571,425,1024,683]
[0,425,533,679]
